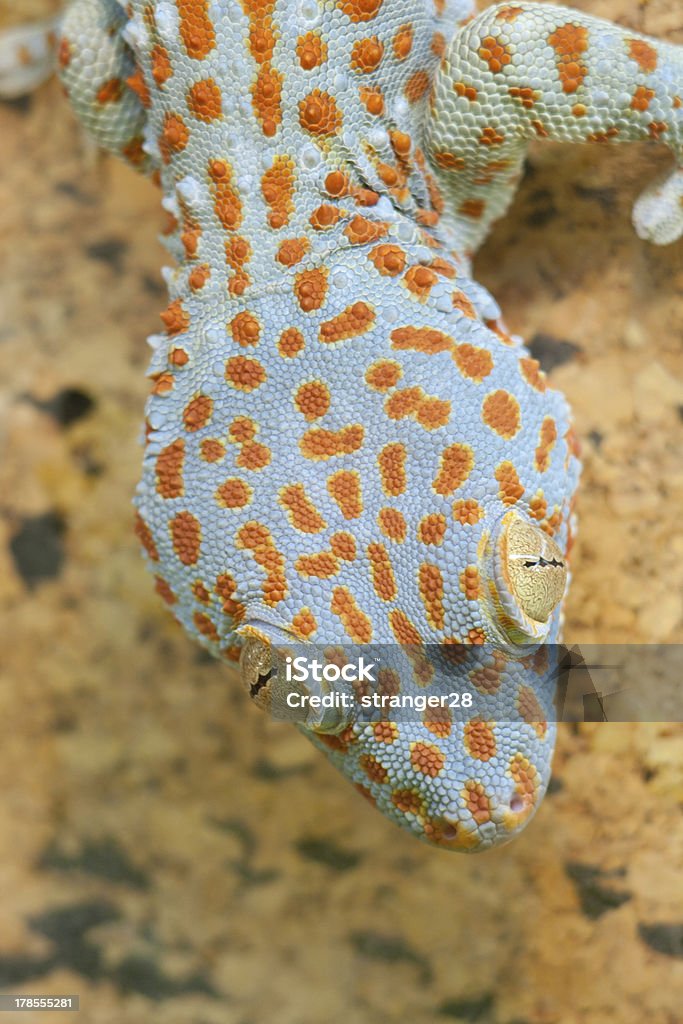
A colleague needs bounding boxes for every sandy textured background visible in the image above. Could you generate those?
[0,1,682,1022]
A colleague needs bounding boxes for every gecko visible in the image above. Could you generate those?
[4,0,682,851]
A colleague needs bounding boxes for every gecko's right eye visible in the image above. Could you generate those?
[488,512,568,642]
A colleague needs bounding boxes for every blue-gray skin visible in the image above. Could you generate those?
[48,0,682,849]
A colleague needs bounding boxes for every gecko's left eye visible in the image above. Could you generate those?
[489,512,568,641]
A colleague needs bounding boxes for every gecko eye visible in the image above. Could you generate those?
[239,637,275,711]
[500,514,567,625]
[488,512,568,641]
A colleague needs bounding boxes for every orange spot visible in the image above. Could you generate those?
[237,441,271,471]
[294,267,328,312]
[519,357,547,392]
[368,244,407,277]
[378,507,407,543]
[478,35,512,73]
[433,151,465,171]
[294,380,331,421]
[236,521,288,606]
[344,215,388,245]
[495,461,524,505]
[215,572,246,622]
[300,424,364,460]
[390,609,422,645]
[292,608,317,639]
[410,741,445,777]
[359,87,384,115]
[535,416,557,472]
[453,344,494,382]
[391,325,452,354]
[155,575,176,605]
[405,69,430,103]
[360,754,389,784]
[351,36,384,72]
[208,159,243,231]
[96,77,122,104]
[418,514,447,546]
[319,302,375,343]
[295,552,340,579]
[187,77,222,121]
[378,442,407,496]
[134,512,158,561]
[464,718,497,761]
[338,0,384,23]
[225,355,266,391]
[433,444,474,496]
[230,311,261,346]
[151,44,172,86]
[279,483,326,533]
[479,126,505,146]
[299,89,343,136]
[188,264,210,291]
[170,511,201,565]
[403,265,438,299]
[463,780,492,824]
[373,721,399,744]
[297,31,327,70]
[327,470,363,519]
[459,565,480,601]
[330,587,373,642]
[482,390,521,439]
[261,155,296,229]
[368,543,397,601]
[177,0,215,59]
[453,498,483,525]
[200,438,225,463]
[278,327,305,358]
[547,23,589,93]
[156,439,185,498]
[159,112,189,162]
[365,360,402,391]
[628,38,658,73]
[252,65,283,137]
[453,82,478,102]
[160,298,189,336]
[215,477,252,509]
[393,23,413,59]
[419,563,445,630]
[277,237,310,266]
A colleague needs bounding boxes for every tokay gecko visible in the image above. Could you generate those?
[5,0,683,850]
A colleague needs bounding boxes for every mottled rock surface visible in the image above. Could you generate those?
[0,2,681,1022]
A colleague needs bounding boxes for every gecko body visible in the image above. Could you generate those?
[14,0,683,849]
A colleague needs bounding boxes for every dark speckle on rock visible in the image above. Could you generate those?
[27,386,95,427]
[295,836,362,872]
[85,237,128,273]
[437,992,495,1021]
[111,954,217,1001]
[573,183,618,212]
[349,930,431,984]
[0,94,33,114]
[565,863,632,920]
[638,923,683,958]
[528,333,583,373]
[9,512,65,588]
[38,837,149,889]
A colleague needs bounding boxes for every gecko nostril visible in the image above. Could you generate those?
[509,794,524,814]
